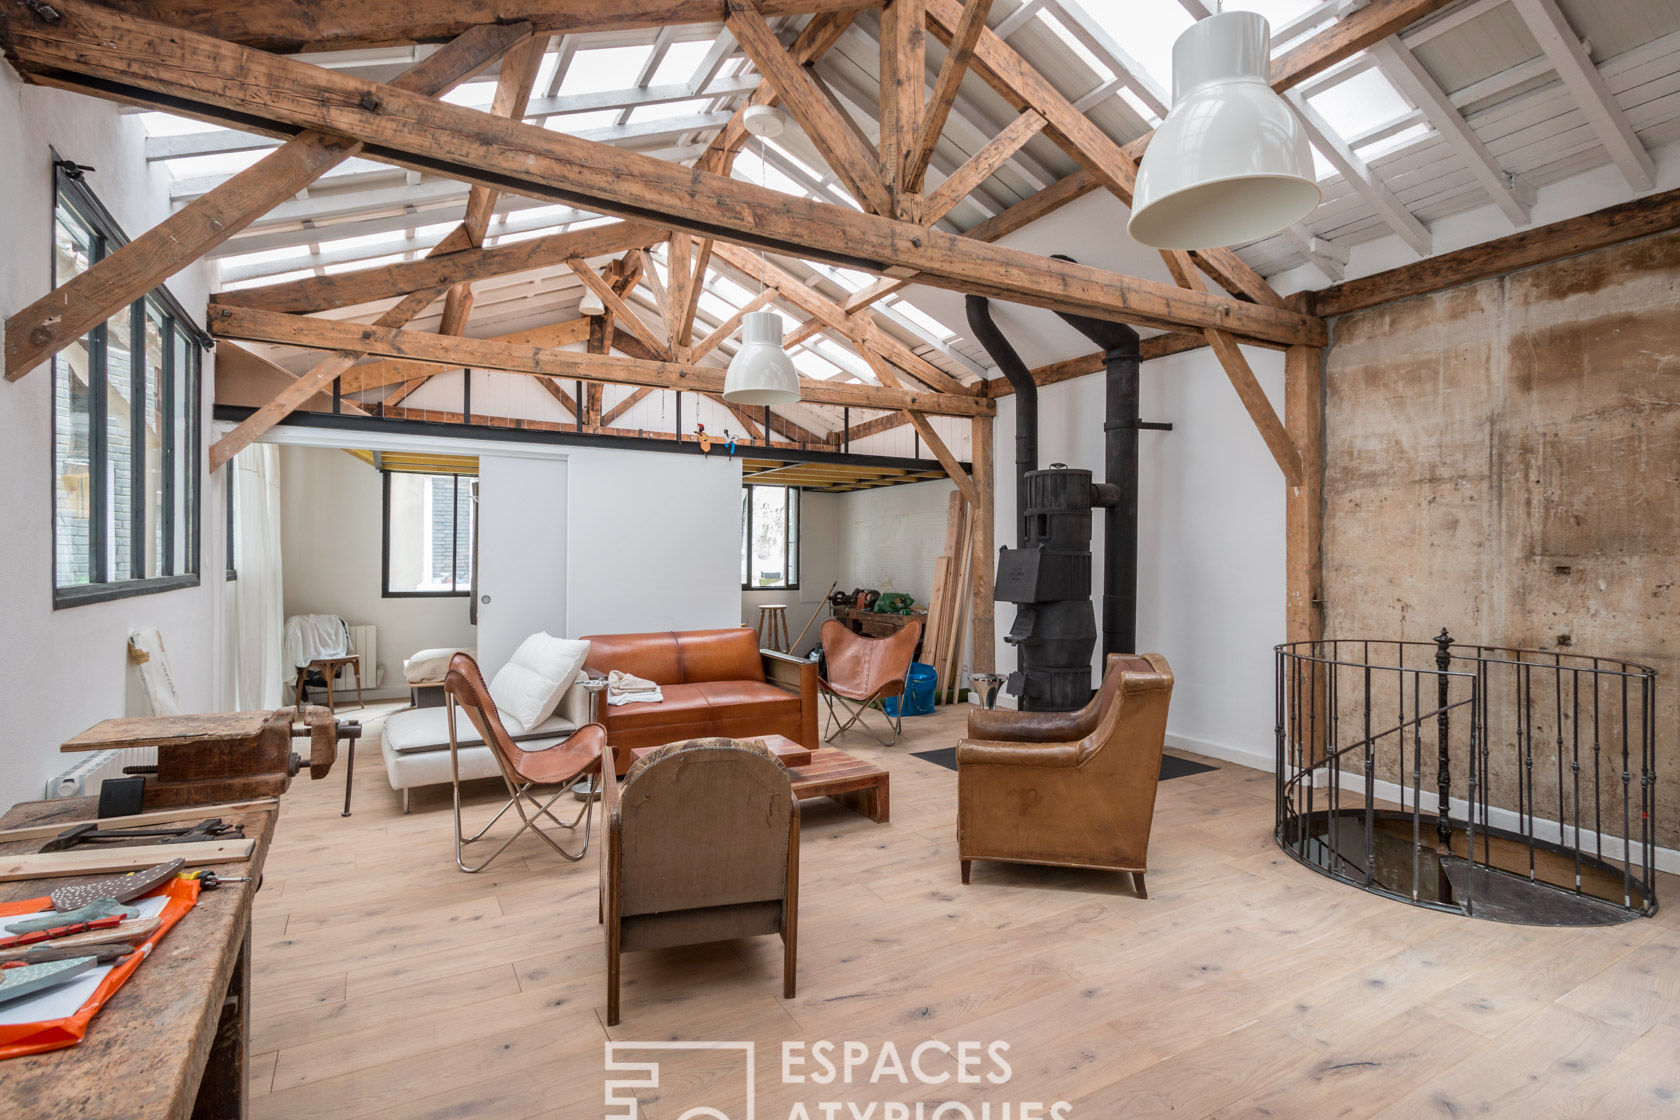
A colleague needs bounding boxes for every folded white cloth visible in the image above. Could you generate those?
[606,669,664,706]
[284,614,349,669]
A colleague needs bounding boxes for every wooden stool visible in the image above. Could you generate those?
[756,604,790,652]
[295,655,363,716]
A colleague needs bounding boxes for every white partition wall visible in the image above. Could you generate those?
[477,455,569,676]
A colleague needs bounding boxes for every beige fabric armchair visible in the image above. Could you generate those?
[956,654,1174,897]
[599,738,800,1026]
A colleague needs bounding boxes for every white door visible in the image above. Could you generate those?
[475,454,568,675]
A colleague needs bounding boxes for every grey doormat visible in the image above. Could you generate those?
[909,747,1216,781]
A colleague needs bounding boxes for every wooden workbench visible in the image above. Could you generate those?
[0,797,277,1119]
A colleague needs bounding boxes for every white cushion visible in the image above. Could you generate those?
[381,705,577,755]
[488,634,589,734]
[404,647,473,685]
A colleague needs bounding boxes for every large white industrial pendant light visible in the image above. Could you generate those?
[1128,11,1320,250]
[724,105,801,406]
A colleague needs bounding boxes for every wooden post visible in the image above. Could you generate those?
[1283,342,1323,648]
[970,414,995,677]
[1285,337,1325,764]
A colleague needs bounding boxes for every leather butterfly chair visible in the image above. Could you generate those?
[956,653,1174,897]
[599,738,799,1026]
[817,618,923,746]
[442,652,607,873]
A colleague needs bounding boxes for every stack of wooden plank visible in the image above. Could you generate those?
[921,490,974,704]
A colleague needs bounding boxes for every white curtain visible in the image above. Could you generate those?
[227,444,285,710]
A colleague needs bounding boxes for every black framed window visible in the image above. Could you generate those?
[52,158,208,608]
[741,484,800,590]
[383,472,474,597]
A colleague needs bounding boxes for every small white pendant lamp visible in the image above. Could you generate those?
[724,310,801,405]
[724,105,802,406]
[1128,11,1320,250]
[577,287,605,316]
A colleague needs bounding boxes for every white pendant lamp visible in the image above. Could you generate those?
[1128,11,1320,250]
[577,287,605,316]
[724,104,802,407]
[724,310,801,405]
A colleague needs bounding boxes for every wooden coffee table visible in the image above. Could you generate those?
[629,734,889,823]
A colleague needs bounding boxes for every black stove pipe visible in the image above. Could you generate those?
[966,294,1035,548]
[1050,256,1141,661]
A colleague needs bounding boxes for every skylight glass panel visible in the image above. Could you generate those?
[560,47,655,97]
[792,349,841,379]
[709,274,756,307]
[627,98,712,124]
[813,338,870,380]
[888,298,955,341]
[1357,121,1431,162]
[1223,0,1321,26]
[650,39,714,87]
[1306,68,1414,143]
[442,79,497,108]
[546,109,628,135]
[221,268,316,291]
[326,253,407,274]
[221,245,310,268]
[698,290,736,322]
[138,111,220,137]
[165,150,268,181]
[1117,87,1162,127]
[1038,10,1114,83]
[730,151,809,198]
[1077,1,1191,91]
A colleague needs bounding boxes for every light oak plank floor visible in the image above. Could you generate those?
[249,704,1679,1119]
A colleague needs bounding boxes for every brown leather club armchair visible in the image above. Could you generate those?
[599,738,799,1026]
[956,653,1173,897]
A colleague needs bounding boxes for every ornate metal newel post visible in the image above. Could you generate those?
[1435,629,1454,845]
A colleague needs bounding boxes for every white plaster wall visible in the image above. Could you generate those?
[562,445,745,638]
[0,71,222,809]
[277,447,477,696]
[836,477,960,621]
[990,345,1285,769]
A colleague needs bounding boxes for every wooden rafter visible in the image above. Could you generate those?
[2,22,525,381]
[1161,251,1302,485]
[727,0,893,215]
[878,0,926,219]
[692,290,774,362]
[567,259,670,359]
[601,386,656,426]
[924,109,1045,224]
[207,305,994,417]
[5,3,1324,345]
[214,221,665,315]
[908,0,992,193]
[91,0,884,51]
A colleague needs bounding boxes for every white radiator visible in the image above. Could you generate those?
[47,743,158,800]
[348,623,379,690]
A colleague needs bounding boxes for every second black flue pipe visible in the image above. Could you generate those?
[966,275,1142,659]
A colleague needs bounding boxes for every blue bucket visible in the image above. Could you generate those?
[883,662,939,718]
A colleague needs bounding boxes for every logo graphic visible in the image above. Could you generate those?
[604,1040,756,1120]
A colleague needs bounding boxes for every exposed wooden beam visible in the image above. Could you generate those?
[1316,185,1680,318]
[208,305,996,417]
[93,0,882,52]
[923,0,1284,310]
[567,259,670,359]
[213,220,665,315]
[910,0,994,192]
[1267,0,1458,93]
[1284,338,1324,648]
[1512,0,1654,192]
[674,236,712,357]
[924,109,1045,224]
[728,1,894,215]
[209,287,443,469]
[338,317,593,393]
[2,22,524,381]
[879,0,926,219]
[6,0,1322,346]
[692,290,774,362]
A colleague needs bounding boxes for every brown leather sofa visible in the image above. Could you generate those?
[582,628,818,773]
[956,653,1174,897]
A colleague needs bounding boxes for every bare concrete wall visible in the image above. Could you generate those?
[1323,229,1680,849]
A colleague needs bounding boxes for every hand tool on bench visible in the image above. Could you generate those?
[60,706,357,810]
[6,898,139,935]
[0,956,101,1005]
[0,917,160,963]
[50,858,186,912]
[0,944,135,967]
[0,914,125,951]
[40,818,244,853]
[178,870,251,891]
